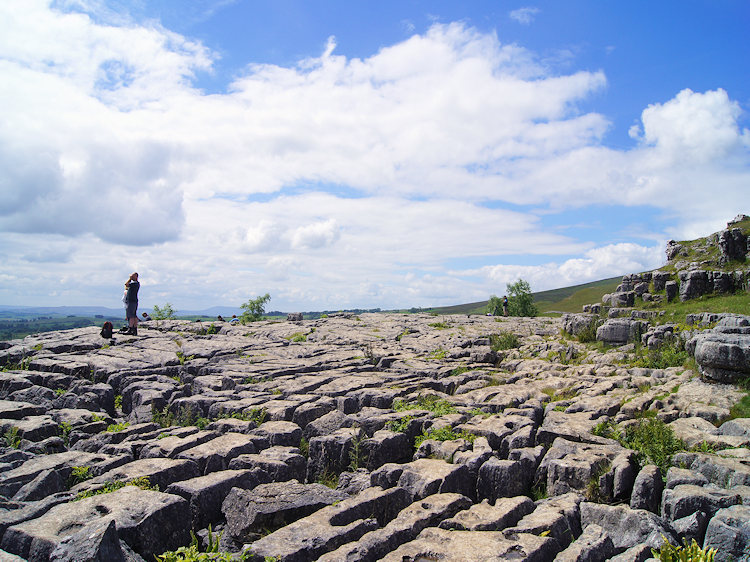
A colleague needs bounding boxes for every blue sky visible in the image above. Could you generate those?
[0,0,748,311]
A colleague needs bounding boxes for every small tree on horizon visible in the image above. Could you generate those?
[487,295,503,316]
[152,302,176,320]
[240,293,271,324]
[507,279,538,317]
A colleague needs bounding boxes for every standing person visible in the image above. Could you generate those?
[125,272,140,335]
[502,295,509,317]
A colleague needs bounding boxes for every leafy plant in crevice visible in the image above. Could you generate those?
[414,426,476,449]
[299,436,309,458]
[59,421,73,445]
[106,422,129,433]
[316,468,339,489]
[3,426,21,449]
[573,316,602,344]
[348,433,366,471]
[286,332,307,342]
[386,415,414,434]
[425,348,447,360]
[155,526,252,562]
[530,480,548,501]
[67,465,93,488]
[585,461,612,504]
[393,395,457,417]
[651,536,716,562]
[151,406,209,430]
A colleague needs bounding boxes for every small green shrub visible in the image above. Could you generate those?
[106,422,129,433]
[651,536,716,561]
[152,303,176,320]
[622,418,686,475]
[489,331,520,351]
[633,338,690,370]
[429,322,451,330]
[114,394,122,409]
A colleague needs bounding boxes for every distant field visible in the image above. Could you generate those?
[0,315,125,341]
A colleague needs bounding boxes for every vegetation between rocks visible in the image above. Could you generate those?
[652,536,716,561]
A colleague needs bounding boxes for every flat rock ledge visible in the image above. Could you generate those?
[0,313,749,561]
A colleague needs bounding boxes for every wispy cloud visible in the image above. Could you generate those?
[509,7,541,25]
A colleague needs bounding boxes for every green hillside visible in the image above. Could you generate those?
[427,276,622,316]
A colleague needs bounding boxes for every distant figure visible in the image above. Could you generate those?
[229,315,239,324]
[502,296,508,317]
[124,272,140,335]
[141,312,152,321]
[217,315,225,322]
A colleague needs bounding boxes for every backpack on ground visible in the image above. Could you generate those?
[100,321,113,339]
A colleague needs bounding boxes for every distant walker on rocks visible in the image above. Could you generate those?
[124,272,140,336]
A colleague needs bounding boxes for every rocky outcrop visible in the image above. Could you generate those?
[0,313,748,560]
[688,315,750,383]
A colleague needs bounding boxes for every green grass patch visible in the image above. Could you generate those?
[393,395,457,416]
[541,386,579,402]
[425,348,447,360]
[74,476,158,501]
[285,332,307,342]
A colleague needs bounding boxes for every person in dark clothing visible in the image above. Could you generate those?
[125,272,140,335]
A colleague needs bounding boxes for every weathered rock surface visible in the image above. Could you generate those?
[0,311,748,559]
